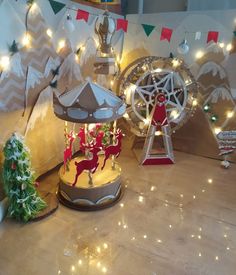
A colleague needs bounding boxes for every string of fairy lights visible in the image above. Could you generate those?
[0,0,235,137]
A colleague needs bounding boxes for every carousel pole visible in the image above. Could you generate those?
[111,120,117,170]
[84,124,93,186]
[64,121,68,147]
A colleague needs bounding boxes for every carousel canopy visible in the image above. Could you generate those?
[53,80,126,123]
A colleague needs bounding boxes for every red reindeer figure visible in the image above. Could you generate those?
[72,143,102,187]
[101,129,123,170]
[77,127,86,153]
[63,131,75,173]
[95,131,105,149]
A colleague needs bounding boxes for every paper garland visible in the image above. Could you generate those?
[46,3,234,44]
[142,24,155,37]
[160,27,173,42]
[116,18,128,32]
[48,0,66,15]
[207,31,219,43]
[76,9,89,22]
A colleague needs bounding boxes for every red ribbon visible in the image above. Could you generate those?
[207,31,219,43]
[160,27,173,42]
[76,9,89,22]
[116,18,128,32]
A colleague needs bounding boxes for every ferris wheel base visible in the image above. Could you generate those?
[140,124,175,166]
[141,157,174,165]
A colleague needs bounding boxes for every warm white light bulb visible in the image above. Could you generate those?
[226,43,232,51]
[30,3,38,13]
[0,56,10,70]
[192,99,198,106]
[102,267,107,273]
[214,127,222,135]
[155,68,162,73]
[171,110,179,119]
[155,131,162,136]
[195,51,204,59]
[22,33,31,47]
[226,111,234,118]
[139,196,144,202]
[172,59,180,68]
[219,42,225,48]
[46,28,53,38]
[144,118,150,125]
[58,40,66,51]
[81,45,85,52]
[123,113,129,119]
[116,56,120,64]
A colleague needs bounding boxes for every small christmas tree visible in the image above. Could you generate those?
[2,133,46,222]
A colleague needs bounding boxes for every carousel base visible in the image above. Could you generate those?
[57,156,123,211]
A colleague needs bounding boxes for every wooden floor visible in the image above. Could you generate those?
[0,149,236,275]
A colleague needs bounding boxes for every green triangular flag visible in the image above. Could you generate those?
[142,24,155,37]
[48,0,66,15]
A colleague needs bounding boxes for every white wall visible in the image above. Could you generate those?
[188,0,236,11]
[126,0,186,14]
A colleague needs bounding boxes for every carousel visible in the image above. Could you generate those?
[53,79,126,210]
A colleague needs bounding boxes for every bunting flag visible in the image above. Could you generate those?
[142,24,155,37]
[160,27,173,42]
[116,18,128,32]
[76,9,89,22]
[195,31,201,40]
[207,31,219,43]
[48,0,66,15]
[46,5,233,47]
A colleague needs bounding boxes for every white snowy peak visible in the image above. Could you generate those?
[197,61,226,80]
[44,56,61,78]
[58,52,83,83]
[26,66,44,91]
[0,52,24,81]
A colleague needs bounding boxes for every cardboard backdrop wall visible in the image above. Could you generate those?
[122,9,236,162]
[0,0,124,200]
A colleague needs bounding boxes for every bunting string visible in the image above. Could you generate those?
[48,0,235,44]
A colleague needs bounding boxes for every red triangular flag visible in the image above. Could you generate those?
[76,9,89,22]
[207,31,219,43]
[116,18,128,32]
[160,27,173,42]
